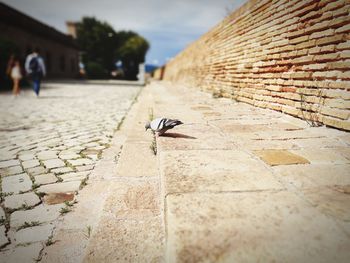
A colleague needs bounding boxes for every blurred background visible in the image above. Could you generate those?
[0,0,245,89]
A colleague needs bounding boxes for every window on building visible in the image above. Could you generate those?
[71,58,75,73]
[60,55,65,72]
[46,52,52,72]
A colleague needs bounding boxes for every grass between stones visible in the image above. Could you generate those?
[84,225,92,239]
[150,137,157,155]
[17,221,41,231]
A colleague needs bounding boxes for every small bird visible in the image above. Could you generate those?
[145,118,183,135]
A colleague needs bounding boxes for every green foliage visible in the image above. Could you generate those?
[118,36,149,80]
[76,17,149,80]
[85,61,108,79]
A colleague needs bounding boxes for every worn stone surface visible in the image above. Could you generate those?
[166,192,350,263]
[0,242,43,263]
[2,173,32,194]
[0,225,9,247]
[0,81,140,259]
[10,204,62,228]
[103,181,160,219]
[151,82,350,262]
[50,167,74,175]
[115,142,158,178]
[37,181,81,194]
[0,207,5,220]
[22,159,40,169]
[161,150,283,194]
[84,215,164,263]
[4,192,41,210]
[43,159,66,169]
[67,159,95,167]
[0,159,20,168]
[34,173,58,185]
[290,149,350,165]
[60,171,89,182]
[40,230,89,263]
[273,164,350,188]
[37,151,58,160]
[26,166,47,176]
[0,165,23,176]
[254,149,310,166]
[14,223,54,244]
[43,193,75,205]
[302,187,350,222]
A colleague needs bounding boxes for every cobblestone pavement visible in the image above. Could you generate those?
[0,82,140,262]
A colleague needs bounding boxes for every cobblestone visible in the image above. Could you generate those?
[34,173,58,185]
[2,173,32,194]
[4,192,41,210]
[0,81,140,259]
[0,159,20,168]
[10,204,62,228]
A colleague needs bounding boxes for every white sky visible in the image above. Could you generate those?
[3,0,247,65]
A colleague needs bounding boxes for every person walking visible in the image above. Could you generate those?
[25,48,46,96]
[10,57,23,96]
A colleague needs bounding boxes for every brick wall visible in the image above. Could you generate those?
[163,0,350,131]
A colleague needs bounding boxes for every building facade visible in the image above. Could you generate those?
[0,2,79,79]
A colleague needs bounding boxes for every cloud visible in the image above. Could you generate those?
[3,0,247,65]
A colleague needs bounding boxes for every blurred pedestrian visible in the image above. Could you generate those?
[6,54,15,76]
[25,48,46,96]
[10,57,23,96]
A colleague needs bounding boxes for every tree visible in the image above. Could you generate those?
[117,35,149,80]
[76,17,149,80]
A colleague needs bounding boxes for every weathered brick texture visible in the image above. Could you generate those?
[161,0,350,131]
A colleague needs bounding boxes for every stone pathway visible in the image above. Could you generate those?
[4,80,349,262]
[151,82,350,262]
[0,82,140,262]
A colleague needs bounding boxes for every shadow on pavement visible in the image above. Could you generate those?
[160,132,197,139]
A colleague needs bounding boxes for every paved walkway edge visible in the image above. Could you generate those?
[40,84,165,262]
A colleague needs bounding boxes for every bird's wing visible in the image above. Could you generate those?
[150,118,166,131]
[164,119,183,127]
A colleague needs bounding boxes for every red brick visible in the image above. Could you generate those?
[163,0,350,131]
[316,34,345,45]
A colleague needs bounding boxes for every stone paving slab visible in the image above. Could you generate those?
[84,215,164,263]
[151,81,350,262]
[37,181,81,194]
[4,192,41,210]
[115,142,158,178]
[161,150,283,194]
[10,204,63,228]
[0,242,43,263]
[254,149,310,166]
[2,173,32,194]
[14,223,55,244]
[166,192,350,263]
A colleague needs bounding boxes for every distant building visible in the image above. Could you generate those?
[66,21,78,39]
[0,2,79,78]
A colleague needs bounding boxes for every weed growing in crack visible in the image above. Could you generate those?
[79,177,88,190]
[17,221,41,231]
[35,191,46,198]
[59,206,71,215]
[84,225,92,239]
[45,234,54,246]
[31,183,39,190]
[150,136,157,155]
[148,107,154,121]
